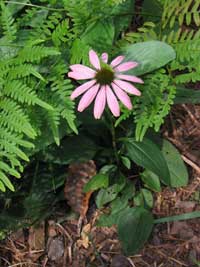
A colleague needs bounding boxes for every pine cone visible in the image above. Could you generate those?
[64,160,96,217]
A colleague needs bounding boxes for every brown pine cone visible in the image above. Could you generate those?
[64,160,96,217]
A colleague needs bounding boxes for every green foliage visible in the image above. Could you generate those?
[174,87,200,104]
[0,2,77,191]
[121,41,176,76]
[115,42,176,140]
[123,137,170,185]
[0,2,17,42]
[134,70,176,140]
[141,170,161,192]
[161,0,200,28]
[96,180,126,208]
[116,70,176,141]
[113,0,200,141]
[0,162,66,231]
[97,181,135,227]
[158,1,200,85]
[118,207,154,255]
[0,0,197,256]
[83,173,109,192]
[63,0,123,38]
[161,140,188,187]
[115,22,157,47]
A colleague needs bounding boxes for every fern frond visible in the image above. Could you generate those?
[0,98,36,138]
[0,169,15,191]
[7,64,45,80]
[162,0,200,28]
[2,80,53,110]
[45,107,61,146]
[52,19,69,46]
[116,69,176,141]
[48,61,77,134]
[133,70,176,141]
[114,22,157,50]
[0,2,17,42]
[17,46,60,63]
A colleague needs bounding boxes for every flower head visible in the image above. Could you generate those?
[68,50,143,119]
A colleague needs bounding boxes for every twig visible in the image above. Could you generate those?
[182,155,200,174]
[154,249,188,267]
[8,263,42,267]
[127,258,137,267]
[55,223,73,243]
[89,234,106,267]
[42,256,48,267]
[181,104,200,128]
[0,256,11,266]
[183,176,200,200]
[56,223,73,264]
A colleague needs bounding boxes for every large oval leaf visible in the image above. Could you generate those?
[161,140,188,187]
[118,207,154,255]
[124,137,170,185]
[122,41,176,76]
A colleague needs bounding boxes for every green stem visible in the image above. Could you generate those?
[4,1,66,11]
[106,110,120,165]
[111,122,120,165]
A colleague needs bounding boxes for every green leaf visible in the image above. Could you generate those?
[121,156,131,169]
[112,0,134,36]
[124,138,170,185]
[97,206,130,227]
[141,189,153,208]
[161,140,188,187]
[141,170,161,192]
[121,41,176,76]
[97,182,135,227]
[96,181,125,208]
[0,180,6,192]
[142,0,162,23]
[7,0,29,15]
[174,87,200,104]
[154,211,200,224]
[35,99,54,111]
[83,173,109,193]
[0,172,15,191]
[134,192,144,207]
[81,19,115,53]
[117,207,154,255]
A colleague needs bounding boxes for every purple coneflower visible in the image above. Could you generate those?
[68,50,143,119]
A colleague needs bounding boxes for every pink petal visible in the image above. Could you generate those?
[69,64,96,80]
[111,83,132,110]
[89,50,101,70]
[117,74,144,84]
[78,84,100,112]
[94,86,106,119]
[101,53,108,63]
[70,80,96,100]
[106,85,120,117]
[114,80,141,96]
[68,71,95,80]
[70,64,96,74]
[110,55,124,67]
[114,62,138,72]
